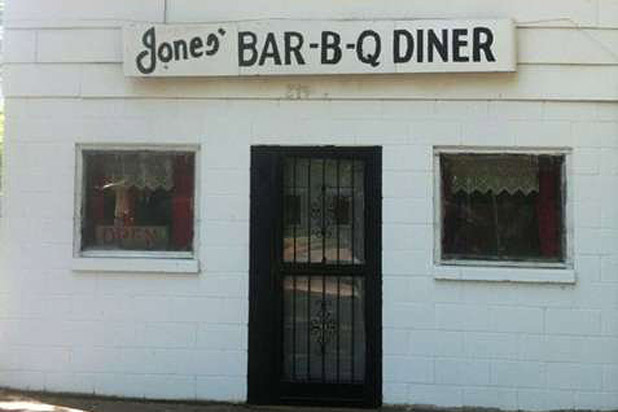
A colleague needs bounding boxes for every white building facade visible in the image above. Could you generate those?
[0,0,617,410]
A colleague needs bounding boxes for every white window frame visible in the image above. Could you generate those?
[432,146,575,284]
[72,143,201,273]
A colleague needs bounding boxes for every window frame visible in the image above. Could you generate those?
[73,144,201,269]
[433,146,573,272]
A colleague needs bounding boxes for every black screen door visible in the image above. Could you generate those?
[249,146,382,408]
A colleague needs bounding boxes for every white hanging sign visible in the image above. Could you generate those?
[123,19,516,77]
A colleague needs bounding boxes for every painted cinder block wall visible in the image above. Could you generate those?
[0,0,617,410]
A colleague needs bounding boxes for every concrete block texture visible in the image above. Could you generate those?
[1,97,617,410]
[1,1,618,409]
[5,0,165,28]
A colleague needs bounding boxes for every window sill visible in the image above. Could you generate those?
[432,264,575,284]
[72,257,200,274]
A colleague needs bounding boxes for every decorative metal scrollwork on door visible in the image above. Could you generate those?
[281,156,368,384]
[283,157,365,264]
[310,300,337,353]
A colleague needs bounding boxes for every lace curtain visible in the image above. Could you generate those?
[100,153,174,191]
[450,155,539,195]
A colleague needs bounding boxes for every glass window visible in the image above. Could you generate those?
[283,157,364,265]
[440,153,565,263]
[80,150,195,253]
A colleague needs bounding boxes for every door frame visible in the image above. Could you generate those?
[248,146,382,408]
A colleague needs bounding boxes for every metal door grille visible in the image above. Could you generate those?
[281,157,366,384]
[249,146,381,408]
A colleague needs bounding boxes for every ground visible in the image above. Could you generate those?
[0,389,417,412]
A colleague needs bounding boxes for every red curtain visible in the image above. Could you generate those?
[172,155,194,250]
[536,158,559,257]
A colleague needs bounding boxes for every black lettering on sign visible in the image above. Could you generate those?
[356,30,381,67]
[259,33,282,66]
[321,31,342,64]
[427,29,448,62]
[136,27,157,74]
[284,32,306,65]
[136,26,225,73]
[238,31,258,67]
[158,42,173,63]
[452,28,469,62]
[473,27,495,62]
[173,39,189,60]
[393,29,414,63]
[205,33,220,56]
[416,29,424,62]
[189,37,204,58]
